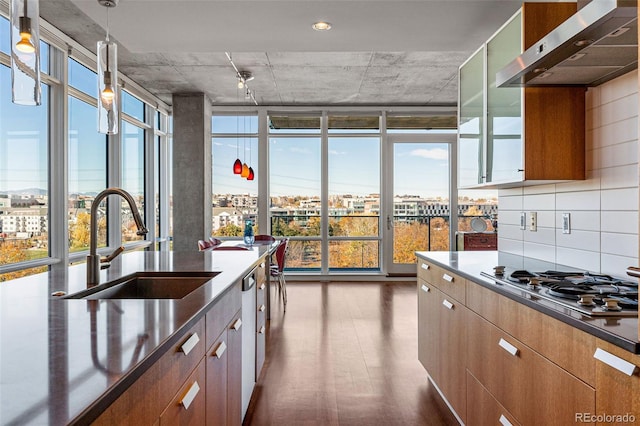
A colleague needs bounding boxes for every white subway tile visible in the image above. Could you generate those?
[523,194,555,211]
[601,253,639,277]
[601,211,638,234]
[523,184,556,196]
[534,211,555,228]
[524,227,555,245]
[601,232,637,257]
[498,194,523,211]
[499,223,524,240]
[523,242,556,263]
[556,229,600,251]
[601,93,638,126]
[600,70,638,105]
[555,211,601,232]
[593,141,638,169]
[499,210,523,226]
[556,191,601,211]
[592,117,638,149]
[557,247,601,271]
[498,187,523,197]
[601,188,639,210]
[600,163,639,190]
[498,238,523,256]
[555,171,601,193]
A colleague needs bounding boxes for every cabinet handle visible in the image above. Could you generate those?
[594,348,638,376]
[231,318,242,331]
[442,274,454,283]
[258,325,266,334]
[259,304,266,312]
[499,414,513,426]
[259,283,266,290]
[420,263,430,270]
[180,332,200,356]
[213,341,227,359]
[180,381,201,410]
[498,338,519,356]
[442,299,454,310]
[420,284,430,293]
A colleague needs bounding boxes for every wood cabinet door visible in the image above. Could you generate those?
[206,330,229,426]
[227,312,243,425]
[159,360,206,426]
[417,279,439,383]
[467,371,520,426]
[438,292,467,423]
[594,341,640,426]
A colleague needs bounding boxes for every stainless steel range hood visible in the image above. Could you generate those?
[496,0,637,87]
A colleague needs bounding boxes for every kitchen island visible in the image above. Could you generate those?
[417,250,640,425]
[0,246,275,425]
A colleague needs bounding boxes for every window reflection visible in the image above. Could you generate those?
[121,121,145,243]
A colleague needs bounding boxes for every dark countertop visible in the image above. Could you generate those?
[416,251,640,354]
[0,244,276,426]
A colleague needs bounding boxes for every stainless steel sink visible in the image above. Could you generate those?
[63,271,220,300]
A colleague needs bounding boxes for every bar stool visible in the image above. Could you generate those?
[270,238,289,310]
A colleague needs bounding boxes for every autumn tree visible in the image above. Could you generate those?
[69,212,107,250]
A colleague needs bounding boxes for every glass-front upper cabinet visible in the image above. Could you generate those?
[457,3,584,189]
[458,46,484,188]
[486,11,522,184]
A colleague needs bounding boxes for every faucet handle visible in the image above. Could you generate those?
[102,246,124,263]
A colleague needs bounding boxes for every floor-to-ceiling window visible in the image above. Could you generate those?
[268,114,322,270]
[327,115,380,271]
[68,59,107,254]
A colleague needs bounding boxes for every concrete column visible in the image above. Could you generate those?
[172,93,212,251]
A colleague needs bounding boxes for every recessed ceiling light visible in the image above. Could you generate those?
[312,21,332,31]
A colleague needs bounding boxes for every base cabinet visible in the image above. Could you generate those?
[91,281,245,425]
[466,371,520,426]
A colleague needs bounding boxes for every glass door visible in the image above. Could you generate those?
[384,134,455,275]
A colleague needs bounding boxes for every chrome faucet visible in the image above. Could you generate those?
[87,188,148,286]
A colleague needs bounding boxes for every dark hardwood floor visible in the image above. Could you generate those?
[244,282,459,426]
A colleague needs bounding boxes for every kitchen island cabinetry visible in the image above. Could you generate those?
[458,3,585,189]
[93,282,243,426]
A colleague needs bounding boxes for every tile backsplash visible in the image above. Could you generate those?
[498,70,639,276]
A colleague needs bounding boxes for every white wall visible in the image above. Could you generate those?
[498,70,639,276]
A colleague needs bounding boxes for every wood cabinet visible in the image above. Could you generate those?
[456,232,497,251]
[593,341,640,425]
[458,3,585,189]
[92,281,245,426]
[417,256,602,425]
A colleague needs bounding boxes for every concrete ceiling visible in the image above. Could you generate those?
[38,0,576,107]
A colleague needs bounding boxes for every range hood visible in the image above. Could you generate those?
[496,0,637,87]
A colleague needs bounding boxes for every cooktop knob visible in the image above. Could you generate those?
[602,298,622,311]
[578,294,595,306]
[494,266,505,276]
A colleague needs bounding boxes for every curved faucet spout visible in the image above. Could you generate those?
[87,188,148,286]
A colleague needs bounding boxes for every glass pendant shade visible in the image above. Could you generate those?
[10,0,41,106]
[233,158,242,174]
[247,167,255,181]
[241,163,249,178]
[97,40,119,134]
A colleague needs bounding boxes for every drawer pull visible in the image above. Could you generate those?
[498,338,519,356]
[420,284,430,293]
[259,283,266,290]
[499,414,513,426]
[442,299,454,310]
[231,318,242,331]
[181,332,200,356]
[442,274,454,283]
[594,348,638,376]
[420,263,430,270]
[180,381,201,410]
[259,304,266,312]
[213,341,227,359]
[258,325,266,334]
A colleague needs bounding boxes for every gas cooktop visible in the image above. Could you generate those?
[480,268,638,317]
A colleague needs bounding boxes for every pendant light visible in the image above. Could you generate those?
[240,116,249,178]
[10,0,41,106]
[97,0,119,134]
[247,109,255,181]
[233,87,242,174]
